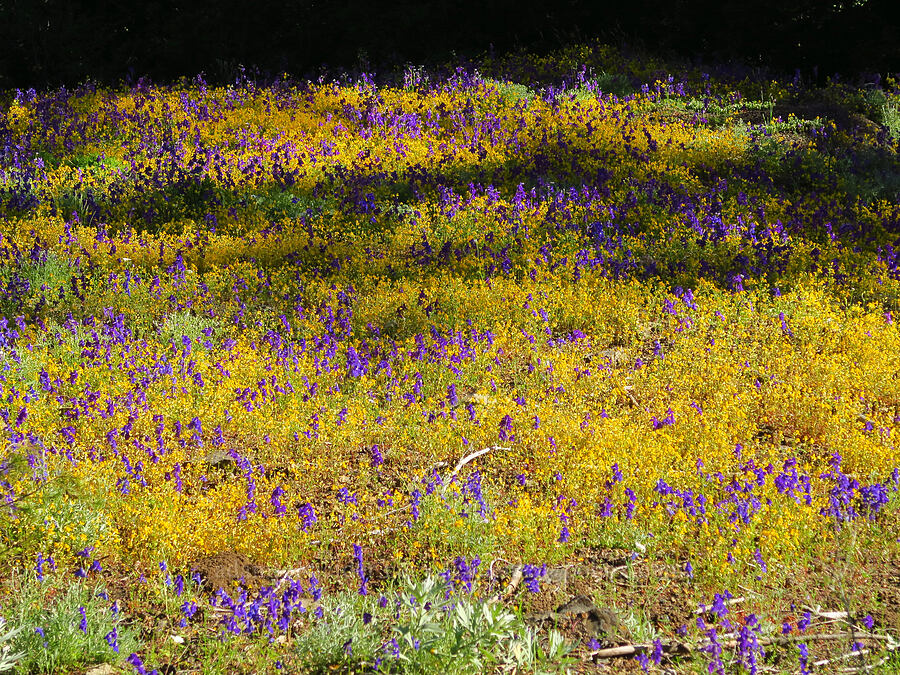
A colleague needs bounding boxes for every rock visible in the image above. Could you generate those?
[85,664,118,675]
[555,595,624,637]
[545,566,569,587]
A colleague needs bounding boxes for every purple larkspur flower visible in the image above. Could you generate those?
[370,444,384,467]
[105,627,119,653]
[799,643,810,675]
[522,563,546,593]
[298,503,317,531]
[353,544,368,595]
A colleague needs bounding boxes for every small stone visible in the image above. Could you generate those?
[85,665,117,675]
[545,566,569,586]
[555,595,624,636]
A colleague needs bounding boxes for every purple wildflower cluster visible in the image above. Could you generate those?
[211,577,312,636]
[440,555,481,594]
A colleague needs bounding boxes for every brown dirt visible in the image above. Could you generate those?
[506,548,696,640]
[480,543,900,670]
[189,551,271,593]
[871,557,900,632]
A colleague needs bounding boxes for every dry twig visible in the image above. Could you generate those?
[813,649,869,668]
[447,445,508,479]
[500,565,524,600]
[587,631,895,661]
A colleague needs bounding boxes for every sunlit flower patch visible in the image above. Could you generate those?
[1,43,899,672]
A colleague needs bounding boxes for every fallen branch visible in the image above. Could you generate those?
[591,644,649,659]
[268,566,308,594]
[428,460,448,474]
[735,584,764,598]
[622,387,640,407]
[487,557,511,581]
[447,445,509,479]
[838,658,888,673]
[814,649,869,668]
[587,631,895,661]
[804,606,850,621]
[269,566,306,578]
[499,565,524,600]
[381,503,412,518]
[755,632,892,647]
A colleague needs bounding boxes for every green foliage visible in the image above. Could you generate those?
[0,251,74,317]
[486,79,536,106]
[0,617,25,672]
[0,454,110,565]
[248,188,332,221]
[157,310,222,347]
[593,71,635,97]
[293,574,574,674]
[4,572,139,674]
[882,102,900,142]
[51,188,96,224]
[39,318,93,368]
[407,486,498,564]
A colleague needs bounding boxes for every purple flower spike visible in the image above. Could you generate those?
[105,627,119,653]
[353,544,368,596]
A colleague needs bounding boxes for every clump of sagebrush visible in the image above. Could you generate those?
[157,309,222,347]
[293,574,574,674]
[2,568,139,673]
[0,249,73,315]
[0,616,24,672]
[882,100,900,141]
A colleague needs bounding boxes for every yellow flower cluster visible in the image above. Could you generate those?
[1,55,898,588]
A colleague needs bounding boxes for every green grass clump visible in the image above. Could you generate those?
[3,571,139,674]
[158,309,222,347]
[0,617,25,672]
[882,102,900,141]
[293,575,574,674]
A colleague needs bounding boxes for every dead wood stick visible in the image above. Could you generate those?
[814,649,869,668]
[588,641,693,660]
[500,565,524,599]
[803,605,850,621]
[838,658,887,673]
[735,584,764,597]
[269,566,306,577]
[488,557,511,581]
[590,644,650,659]
[381,503,412,517]
[754,632,891,647]
[623,388,640,407]
[589,632,895,661]
[448,445,508,478]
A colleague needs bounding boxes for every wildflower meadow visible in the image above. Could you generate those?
[1,43,900,673]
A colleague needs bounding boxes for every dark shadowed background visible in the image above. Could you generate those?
[1,0,897,88]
